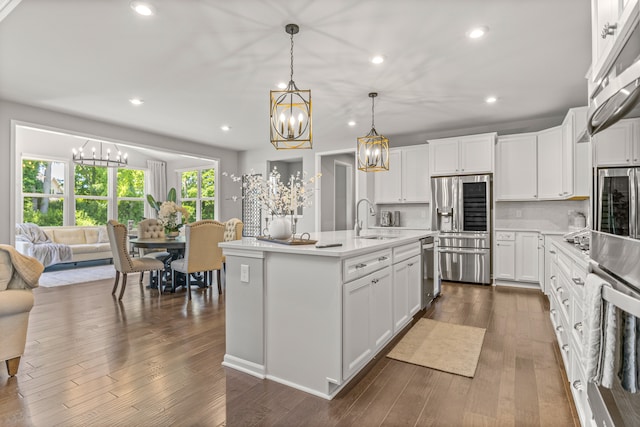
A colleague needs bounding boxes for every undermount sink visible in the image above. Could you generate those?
[356,235,398,240]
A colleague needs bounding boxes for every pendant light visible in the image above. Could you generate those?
[269,23,312,150]
[357,92,389,172]
[72,140,128,168]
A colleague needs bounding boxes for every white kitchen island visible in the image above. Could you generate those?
[219,229,435,400]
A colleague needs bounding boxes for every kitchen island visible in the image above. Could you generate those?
[219,229,435,399]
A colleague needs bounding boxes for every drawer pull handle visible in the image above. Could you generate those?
[378,256,388,261]
[572,277,584,286]
[550,309,557,315]
[556,325,564,332]
[562,344,569,352]
[372,278,379,284]
[549,250,556,254]
[550,275,556,280]
[355,263,367,269]
[556,287,564,294]
[601,22,618,38]
[574,322,583,332]
[562,298,570,307]
[572,380,583,391]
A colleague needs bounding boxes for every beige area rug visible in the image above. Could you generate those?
[387,318,486,378]
[39,264,116,288]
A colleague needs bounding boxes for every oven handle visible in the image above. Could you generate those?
[438,248,489,255]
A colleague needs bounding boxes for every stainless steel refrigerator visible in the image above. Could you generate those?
[431,174,492,285]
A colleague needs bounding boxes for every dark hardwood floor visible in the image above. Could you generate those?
[0,276,578,426]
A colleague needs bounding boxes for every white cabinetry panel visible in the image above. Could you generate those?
[496,134,538,200]
[537,126,564,200]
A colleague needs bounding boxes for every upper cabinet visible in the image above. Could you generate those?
[428,133,496,176]
[495,107,590,201]
[593,118,640,166]
[590,0,639,89]
[374,145,429,204]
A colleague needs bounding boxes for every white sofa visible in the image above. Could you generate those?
[16,225,113,266]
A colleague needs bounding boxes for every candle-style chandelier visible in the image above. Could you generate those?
[357,92,389,172]
[72,140,128,168]
[269,23,312,149]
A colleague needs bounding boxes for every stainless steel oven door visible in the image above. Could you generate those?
[597,168,636,238]
[438,247,490,285]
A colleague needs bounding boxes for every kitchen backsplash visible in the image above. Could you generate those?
[495,200,590,231]
[375,203,430,229]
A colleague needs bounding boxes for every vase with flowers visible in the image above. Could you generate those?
[223,167,320,240]
[158,201,190,238]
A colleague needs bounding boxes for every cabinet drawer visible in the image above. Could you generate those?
[496,231,515,241]
[343,249,392,283]
[557,250,572,280]
[392,242,421,264]
[571,260,587,301]
[572,299,585,361]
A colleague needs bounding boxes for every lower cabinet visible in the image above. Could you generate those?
[343,266,393,380]
[495,231,539,284]
[392,254,421,332]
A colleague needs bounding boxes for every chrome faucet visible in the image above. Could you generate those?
[355,198,376,236]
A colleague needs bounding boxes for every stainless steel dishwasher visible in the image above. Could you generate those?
[421,235,440,308]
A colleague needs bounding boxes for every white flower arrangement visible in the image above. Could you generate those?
[223,167,321,217]
[158,201,190,232]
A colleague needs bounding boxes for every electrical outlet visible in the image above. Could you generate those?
[240,264,249,282]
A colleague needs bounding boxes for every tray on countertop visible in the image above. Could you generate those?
[256,236,318,245]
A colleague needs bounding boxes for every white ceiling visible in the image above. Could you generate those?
[0,0,591,152]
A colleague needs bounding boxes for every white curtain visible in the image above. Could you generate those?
[146,160,167,218]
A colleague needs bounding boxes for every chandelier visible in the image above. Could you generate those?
[72,140,128,168]
[357,92,389,172]
[269,23,312,150]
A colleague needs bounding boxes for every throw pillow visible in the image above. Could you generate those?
[0,251,13,291]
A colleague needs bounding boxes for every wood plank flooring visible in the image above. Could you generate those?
[0,276,578,426]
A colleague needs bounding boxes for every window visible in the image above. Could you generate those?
[179,166,217,221]
[117,168,146,224]
[74,165,109,225]
[21,158,66,226]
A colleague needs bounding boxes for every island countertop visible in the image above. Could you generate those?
[219,229,436,258]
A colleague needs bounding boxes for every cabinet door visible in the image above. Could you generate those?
[537,126,564,199]
[370,267,393,351]
[562,114,574,197]
[515,232,540,283]
[633,119,640,165]
[343,275,372,379]
[374,150,402,203]
[593,120,634,166]
[406,255,422,316]
[496,134,538,200]
[429,139,459,175]
[459,134,494,174]
[392,261,410,332]
[402,145,430,203]
[495,240,515,280]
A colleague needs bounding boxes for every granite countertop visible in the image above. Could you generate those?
[546,235,591,262]
[219,229,436,258]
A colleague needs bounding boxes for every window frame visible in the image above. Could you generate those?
[176,163,218,221]
[115,167,147,225]
[20,154,69,225]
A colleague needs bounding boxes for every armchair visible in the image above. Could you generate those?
[0,244,43,376]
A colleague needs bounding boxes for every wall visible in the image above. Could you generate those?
[320,153,355,231]
[495,200,590,231]
[1,100,241,244]
[373,203,430,229]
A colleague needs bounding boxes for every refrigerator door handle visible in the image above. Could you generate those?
[438,248,489,255]
[634,169,639,239]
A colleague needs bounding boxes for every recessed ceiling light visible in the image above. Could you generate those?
[348,121,356,127]
[485,96,497,104]
[371,55,385,65]
[129,98,144,106]
[130,1,155,16]
[277,82,287,89]
[221,125,231,131]
[467,26,489,39]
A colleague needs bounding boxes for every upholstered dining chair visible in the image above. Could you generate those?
[171,220,224,300]
[221,217,243,272]
[136,218,170,259]
[107,220,165,300]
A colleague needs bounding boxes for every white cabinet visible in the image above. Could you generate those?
[495,231,540,285]
[537,126,565,200]
[562,107,590,199]
[590,0,639,86]
[495,133,538,200]
[343,266,393,380]
[515,232,540,283]
[495,236,516,280]
[593,118,640,166]
[392,254,421,332]
[428,133,495,176]
[374,145,429,204]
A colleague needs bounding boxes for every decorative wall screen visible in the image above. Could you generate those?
[242,174,262,237]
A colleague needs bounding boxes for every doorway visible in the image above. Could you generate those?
[316,150,357,232]
[334,160,353,230]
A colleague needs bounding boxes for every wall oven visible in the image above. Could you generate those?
[596,167,640,238]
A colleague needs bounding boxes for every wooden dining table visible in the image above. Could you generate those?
[128,236,205,292]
